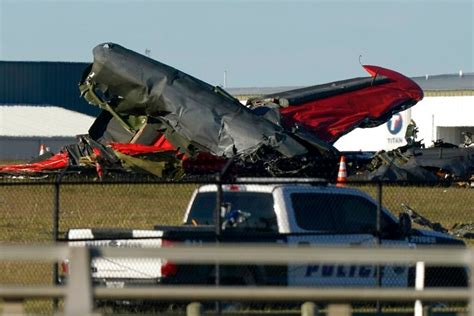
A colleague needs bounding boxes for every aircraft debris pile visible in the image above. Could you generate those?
[0,43,424,180]
[349,134,474,183]
[401,204,474,239]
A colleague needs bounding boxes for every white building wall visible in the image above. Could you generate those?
[0,105,95,161]
[0,105,94,137]
[334,96,474,151]
[411,96,474,145]
[334,110,411,151]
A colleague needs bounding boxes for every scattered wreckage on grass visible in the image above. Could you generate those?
[400,204,474,239]
[8,42,472,182]
[347,128,474,184]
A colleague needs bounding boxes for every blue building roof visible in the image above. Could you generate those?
[0,61,98,116]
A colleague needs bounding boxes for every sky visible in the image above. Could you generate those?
[0,0,472,88]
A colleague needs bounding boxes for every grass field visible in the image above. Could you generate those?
[0,180,472,314]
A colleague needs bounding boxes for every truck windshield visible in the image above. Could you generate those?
[186,192,277,232]
[291,193,391,233]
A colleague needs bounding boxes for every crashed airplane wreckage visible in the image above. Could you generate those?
[350,141,474,183]
[0,43,424,180]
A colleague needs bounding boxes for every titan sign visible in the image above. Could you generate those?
[387,113,403,135]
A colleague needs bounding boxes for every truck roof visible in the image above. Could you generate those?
[196,183,370,197]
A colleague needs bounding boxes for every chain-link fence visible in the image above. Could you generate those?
[0,177,472,315]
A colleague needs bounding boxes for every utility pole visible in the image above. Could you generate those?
[223,70,227,89]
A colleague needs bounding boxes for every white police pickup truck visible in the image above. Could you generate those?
[64,183,467,289]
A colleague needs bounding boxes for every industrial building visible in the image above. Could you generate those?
[0,61,97,160]
[0,61,473,160]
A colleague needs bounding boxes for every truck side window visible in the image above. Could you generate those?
[186,192,278,232]
[291,193,385,233]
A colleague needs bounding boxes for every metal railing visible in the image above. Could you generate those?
[0,244,473,316]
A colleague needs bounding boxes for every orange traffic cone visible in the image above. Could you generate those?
[39,144,47,156]
[336,155,347,186]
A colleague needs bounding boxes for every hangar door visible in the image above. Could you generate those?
[437,126,474,146]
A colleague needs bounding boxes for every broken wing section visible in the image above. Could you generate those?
[80,43,310,159]
[249,65,423,143]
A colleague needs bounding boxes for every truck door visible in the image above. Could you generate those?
[286,191,410,287]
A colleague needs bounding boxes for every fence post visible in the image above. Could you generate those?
[301,301,318,316]
[1,299,24,315]
[187,302,203,316]
[53,181,60,244]
[327,304,351,316]
[214,175,222,314]
[64,247,93,316]
[52,180,60,311]
[414,261,425,316]
[375,180,383,314]
[469,251,474,316]
[53,170,67,311]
